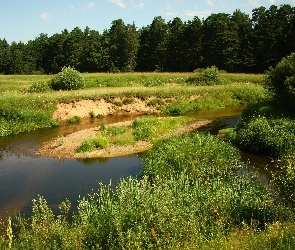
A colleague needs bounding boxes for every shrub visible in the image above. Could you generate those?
[187,66,221,86]
[264,52,295,108]
[51,66,84,91]
[203,65,221,84]
[28,82,51,93]
[228,116,295,160]
[76,136,109,153]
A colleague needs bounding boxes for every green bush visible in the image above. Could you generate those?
[51,66,84,91]
[76,136,109,153]
[203,65,221,84]
[28,82,51,93]
[228,116,295,160]
[187,66,221,86]
[264,52,295,108]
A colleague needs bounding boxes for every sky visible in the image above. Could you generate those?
[1,0,294,44]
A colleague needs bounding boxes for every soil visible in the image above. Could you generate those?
[36,99,212,159]
[52,97,171,122]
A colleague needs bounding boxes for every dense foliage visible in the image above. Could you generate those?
[51,66,84,91]
[0,4,294,74]
[264,52,295,109]
[221,54,295,220]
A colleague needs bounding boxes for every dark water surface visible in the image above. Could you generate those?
[0,106,271,222]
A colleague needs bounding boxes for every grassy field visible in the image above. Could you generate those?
[0,72,268,136]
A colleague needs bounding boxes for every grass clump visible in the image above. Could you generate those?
[76,136,109,153]
[28,82,51,93]
[132,117,188,142]
[147,98,165,108]
[122,97,134,105]
[89,111,95,118]
[68,116,81,124]
[142,132,240,180]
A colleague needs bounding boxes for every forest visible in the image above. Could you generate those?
[0,4,294,74]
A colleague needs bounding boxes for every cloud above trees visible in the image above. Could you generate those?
[82,2,95,11]
[108,0,126,8]
[40,13,50,21]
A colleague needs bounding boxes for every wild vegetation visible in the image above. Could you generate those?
[1,131,294,249]
[0,71,266,136]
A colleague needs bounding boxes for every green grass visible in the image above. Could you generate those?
[0,73,267,136]
[76,116,190,153]
[142,131,241,180]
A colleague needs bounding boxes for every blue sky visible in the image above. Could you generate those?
[1,0,294,44]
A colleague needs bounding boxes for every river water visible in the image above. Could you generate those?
[0,106,271,222]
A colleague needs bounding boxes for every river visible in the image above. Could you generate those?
[0,106,271,223]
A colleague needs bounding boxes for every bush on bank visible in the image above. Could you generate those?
[264,52,295,109]
[221,53,295,214]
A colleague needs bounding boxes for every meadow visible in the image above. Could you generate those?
[2,72,294,249]
[0,72,267,136]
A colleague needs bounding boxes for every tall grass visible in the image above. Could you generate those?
[142,132,240,180]
[0,94,58,136]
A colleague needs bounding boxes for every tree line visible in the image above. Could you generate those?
[0,4,294,75]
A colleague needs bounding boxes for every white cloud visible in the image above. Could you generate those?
[165,11,178,16]
[133,2,145,9]
[82,2,95,11]
[40,13,50,21]
[108,0,126,8]
[269,0,277,3]
[70,6,74,10]
[248,0,260,7]
[184,9,211,18]
[207,0,214,7]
